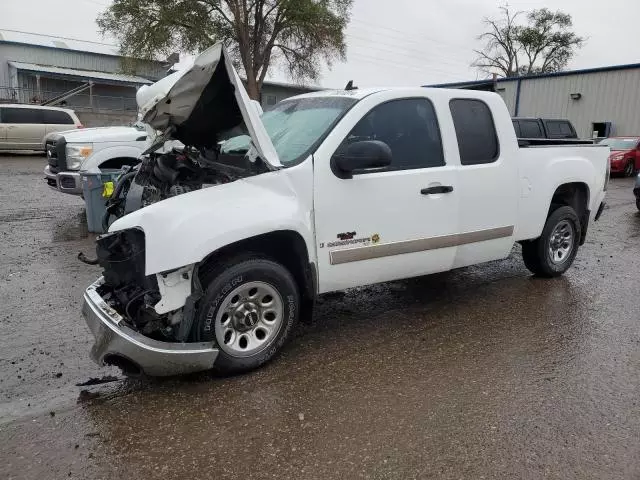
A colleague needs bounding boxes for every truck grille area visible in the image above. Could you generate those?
[95,229,160,325]
[46,137,67,173]
[97,229,147,288]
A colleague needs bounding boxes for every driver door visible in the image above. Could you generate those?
[313,96,459,293]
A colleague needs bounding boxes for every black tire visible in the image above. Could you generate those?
[193,256,299,374]
[522,206,581,277]
[624,160,635,177]
[636,198,640,211]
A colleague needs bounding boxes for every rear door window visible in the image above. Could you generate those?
[43,110,74,124]
[1,108,43,124]
[519,120,544,138]
[450,99,499,165]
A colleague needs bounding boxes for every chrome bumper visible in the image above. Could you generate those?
[82,278,218,376]
[44,165,58,191]
[44,165,83,195]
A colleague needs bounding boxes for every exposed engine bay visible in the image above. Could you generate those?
[94,144,269,340]
[103,145,266,228]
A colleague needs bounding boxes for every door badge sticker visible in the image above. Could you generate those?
[325,232,381,249]
[337,232,356,240]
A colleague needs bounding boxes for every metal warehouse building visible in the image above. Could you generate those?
[0,29,169,125]
[0,29,319,126]
[257,80,321,110]
[430,63,640,138]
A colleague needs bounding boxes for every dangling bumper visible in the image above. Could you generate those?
[82,277,218,376]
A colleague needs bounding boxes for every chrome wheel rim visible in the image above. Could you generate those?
[214,281,284,357]
[548,220,574,264]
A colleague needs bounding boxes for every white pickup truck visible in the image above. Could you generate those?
[81,43,608,377]
[44,124,148,195]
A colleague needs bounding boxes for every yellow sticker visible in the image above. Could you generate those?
[371,233,380,244]
[102,181,115,198]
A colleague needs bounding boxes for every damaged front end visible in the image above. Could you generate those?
[81,42,284,376]
[82,229,217,376]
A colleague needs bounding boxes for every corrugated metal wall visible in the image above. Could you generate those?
[0,44,166,85]
[507,69,640,137]
[496,80,518,114]
[260,84,315,110]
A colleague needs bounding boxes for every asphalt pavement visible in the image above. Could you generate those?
[1,155,639,479]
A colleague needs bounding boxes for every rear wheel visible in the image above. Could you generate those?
[624,160,635,177]
[522,206,581,277]
[193,256,299,373]
[636,198,640,211]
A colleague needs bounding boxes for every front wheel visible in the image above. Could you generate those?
[193,256,300,374]
[522,206,581,277]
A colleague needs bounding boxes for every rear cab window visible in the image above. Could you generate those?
[449,99,499,165]
[545,120,575,139]
[519,120,544,138]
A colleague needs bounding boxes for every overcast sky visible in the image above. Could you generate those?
[3,0,639,88]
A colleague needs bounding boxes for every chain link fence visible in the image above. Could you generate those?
[0,86,137,112]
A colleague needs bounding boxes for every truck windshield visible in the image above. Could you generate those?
[599,138,639,150]
[221,96,357,165]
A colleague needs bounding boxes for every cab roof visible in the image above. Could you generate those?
[288,87,388,101]
[284,86,501,103]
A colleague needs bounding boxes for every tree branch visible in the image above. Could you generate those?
[201,0,234,26]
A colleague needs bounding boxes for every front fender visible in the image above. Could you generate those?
[82,145,144,169]
[108,171,314,275]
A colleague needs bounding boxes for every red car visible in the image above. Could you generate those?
[599,137,640,176]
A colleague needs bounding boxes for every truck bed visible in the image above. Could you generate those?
[514,143,609,242]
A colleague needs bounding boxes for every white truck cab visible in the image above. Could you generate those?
[44,124,148,194]
[81,43,609,377]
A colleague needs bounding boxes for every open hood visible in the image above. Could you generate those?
[136,43,281,168]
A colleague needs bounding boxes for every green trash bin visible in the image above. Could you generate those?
[81,169,125,234]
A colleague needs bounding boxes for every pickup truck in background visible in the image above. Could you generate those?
[44,124,148,195]
[81,43,609,378]
[512,117,579,140]
[598,136,640,177]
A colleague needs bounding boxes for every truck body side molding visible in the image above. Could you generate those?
[329,226,515,265]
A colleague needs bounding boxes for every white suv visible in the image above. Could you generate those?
[0,104,82,151]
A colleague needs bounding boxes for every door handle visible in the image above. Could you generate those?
[421,185,453,195]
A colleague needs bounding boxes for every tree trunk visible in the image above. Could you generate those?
[245,75,260,101]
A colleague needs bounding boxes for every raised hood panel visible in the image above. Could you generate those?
[136,43,281,168]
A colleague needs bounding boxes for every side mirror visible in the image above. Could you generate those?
[331,140,392,179]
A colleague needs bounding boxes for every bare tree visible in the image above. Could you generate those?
[473,6,522,78]
[473,6,584,78]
